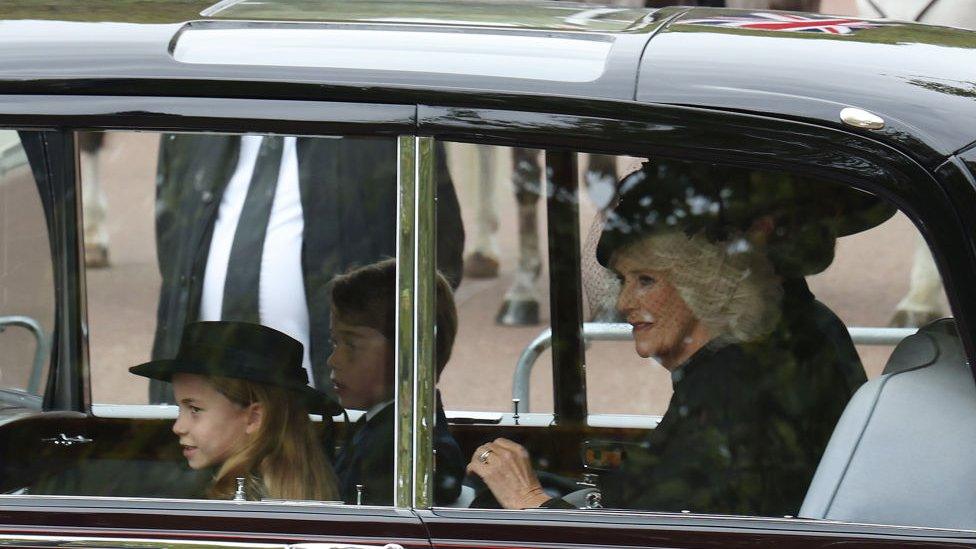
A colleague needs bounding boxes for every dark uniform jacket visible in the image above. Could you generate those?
[547,278,865,515]
[151,134,464,401]
[334,395,464,506]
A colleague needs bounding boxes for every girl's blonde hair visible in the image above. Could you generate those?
[205,376,339,501]
[616,231,783,343]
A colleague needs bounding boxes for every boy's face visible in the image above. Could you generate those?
[328,312,393,411]
[171,373,257,470]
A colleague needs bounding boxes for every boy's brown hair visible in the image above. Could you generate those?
[329,258,457,379]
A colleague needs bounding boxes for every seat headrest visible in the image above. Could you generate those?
[882,318,957,375]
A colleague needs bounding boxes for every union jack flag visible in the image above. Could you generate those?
[679,12,883,35]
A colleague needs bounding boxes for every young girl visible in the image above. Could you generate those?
[130,321,341,501]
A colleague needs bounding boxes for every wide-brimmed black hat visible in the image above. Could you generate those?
[595,160,896,275]
[130,321,341,417]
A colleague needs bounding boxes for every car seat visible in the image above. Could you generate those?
[799,318,976,529]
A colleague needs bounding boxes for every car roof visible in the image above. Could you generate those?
[0,1,974,163]
[640,8,976,163]
[0,0,651,28]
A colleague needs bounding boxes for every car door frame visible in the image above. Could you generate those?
[0,94,432,549]
[414,99,976,547]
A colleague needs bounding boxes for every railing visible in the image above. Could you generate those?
[0,131,27,179]
[0,315,49,394]
[512,322,918,412]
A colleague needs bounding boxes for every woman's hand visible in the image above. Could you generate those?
[467,438,551,509]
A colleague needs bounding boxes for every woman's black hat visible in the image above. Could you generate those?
[130,321,341,416]
[595,160,896,276]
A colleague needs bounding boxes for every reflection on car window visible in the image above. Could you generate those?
[0,130,54,401]
[7,130,470,504]
[444,148,950,518]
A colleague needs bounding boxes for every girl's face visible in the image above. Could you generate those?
[171,373,259,470]
[612,250,707,370]
[328,311,393,411]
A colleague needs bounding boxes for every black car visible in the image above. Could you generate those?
[1,1,976,548]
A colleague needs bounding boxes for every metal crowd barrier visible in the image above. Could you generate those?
[0,315,49,394]
[512,322,918,412]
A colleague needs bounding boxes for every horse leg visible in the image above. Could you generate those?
[463,145,501,278]
[890,234,946,327]
[496,147,542,325]
[79,132,110,268]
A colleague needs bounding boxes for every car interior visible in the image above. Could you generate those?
[0,130,970,532]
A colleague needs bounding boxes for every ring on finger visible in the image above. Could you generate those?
[478,449,493,464]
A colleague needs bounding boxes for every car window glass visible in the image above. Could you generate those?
[63,130,440,505]
[0,130,54,403]
[441,150,955,522]
[438,143,556,415]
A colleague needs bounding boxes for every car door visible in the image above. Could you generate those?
[414,103,976,547]
[0,96,433,549]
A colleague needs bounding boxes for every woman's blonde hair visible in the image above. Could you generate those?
[615,231,783,343]
[205,376,339,501]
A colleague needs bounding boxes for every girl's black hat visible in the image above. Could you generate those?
[130,321,341,416]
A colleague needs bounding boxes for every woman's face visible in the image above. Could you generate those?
[612,250,706,370]
[171,373,256,470]
[327,311,393,411]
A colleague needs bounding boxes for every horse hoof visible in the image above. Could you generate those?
[84,243,110,269]
[888,309,944,328]
[464,252,499,279]
[496,300,539,326]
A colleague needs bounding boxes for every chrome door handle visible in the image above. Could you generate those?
[41,433,93,446]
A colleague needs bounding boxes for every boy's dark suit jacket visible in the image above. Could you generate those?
[334,398,464,505]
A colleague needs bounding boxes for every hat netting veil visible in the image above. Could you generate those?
[583,212,783,343]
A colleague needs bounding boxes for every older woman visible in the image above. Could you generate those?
[468,160,884,516]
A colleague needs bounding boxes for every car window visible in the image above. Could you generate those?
[438,143,556,415]
[439,145,956,522]
[41,129,452,505]
[0,130,54,405]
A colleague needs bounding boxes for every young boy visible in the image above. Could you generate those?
[328,258,464,505]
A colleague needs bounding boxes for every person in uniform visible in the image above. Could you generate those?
[151,134,465,403]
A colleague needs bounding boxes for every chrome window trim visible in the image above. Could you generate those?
[89,406,664,429]
[412,137,436,509]
[0,493,385,510]
[394,135,417,509]
[395,135,436,509]
[425,506,976,538]
[74,132,92,412]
